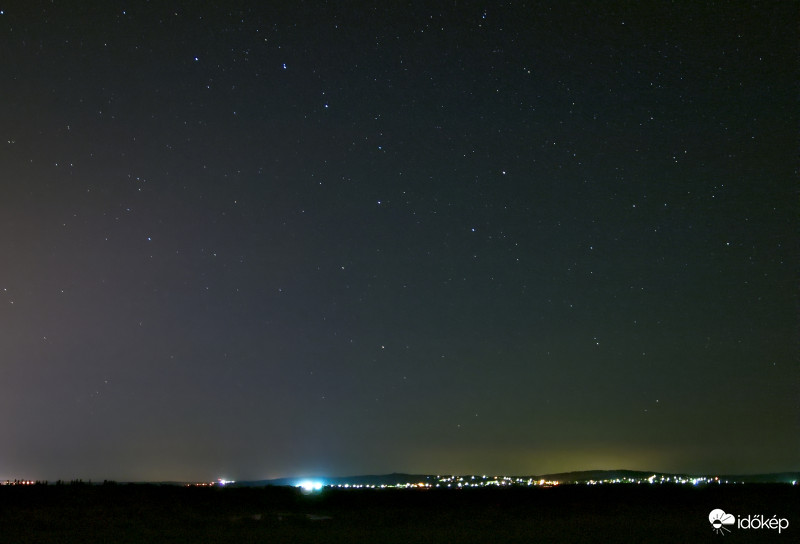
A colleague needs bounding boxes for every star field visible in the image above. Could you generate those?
[0,2,796,481]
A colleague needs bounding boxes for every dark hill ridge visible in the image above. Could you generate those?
[236,470,799,487]
[239,473,434,487]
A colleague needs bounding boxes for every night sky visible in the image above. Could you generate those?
[1,1,797,482]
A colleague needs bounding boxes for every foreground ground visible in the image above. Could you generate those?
[1,483,796,543]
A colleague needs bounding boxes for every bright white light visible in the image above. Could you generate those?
[298,480,323,492]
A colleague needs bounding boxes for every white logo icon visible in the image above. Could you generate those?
[709,509,735,535]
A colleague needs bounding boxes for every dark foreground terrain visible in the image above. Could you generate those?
[1,483,797,543]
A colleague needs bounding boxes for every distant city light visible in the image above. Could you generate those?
[298,480,323,492]
[2,473,785,490]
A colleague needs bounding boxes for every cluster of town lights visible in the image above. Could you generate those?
[185,479,235,487]
[585,475,727,485]
[12,474,795,488]
[328,476,562,489]
[304,473,783,490]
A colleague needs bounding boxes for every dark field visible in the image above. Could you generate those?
[1,483,797,543]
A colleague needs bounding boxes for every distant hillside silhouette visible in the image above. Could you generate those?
[235,470,799,487]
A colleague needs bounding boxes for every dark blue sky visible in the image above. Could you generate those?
[1,1,796,481]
